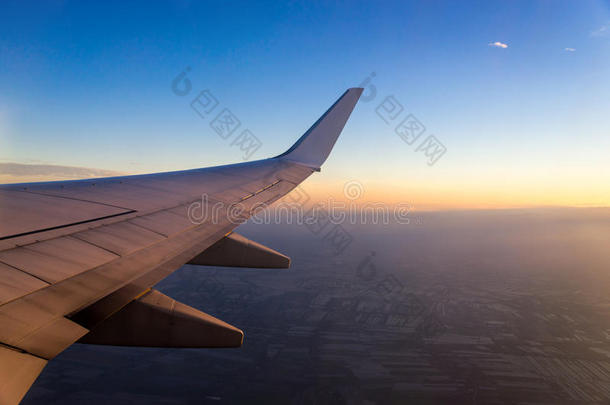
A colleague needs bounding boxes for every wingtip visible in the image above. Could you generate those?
[275,88,363,168]
[346,87,364,97]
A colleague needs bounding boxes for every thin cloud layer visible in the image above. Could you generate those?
[489,41,508,49]
[591,22,609,37]
[564,47,576,52]
[0,162,124,183]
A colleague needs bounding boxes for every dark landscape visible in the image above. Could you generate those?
[23,208,610,404]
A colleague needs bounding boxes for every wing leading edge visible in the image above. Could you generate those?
[0,88,363,404]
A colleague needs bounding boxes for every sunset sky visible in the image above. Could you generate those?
[1,0,609,210]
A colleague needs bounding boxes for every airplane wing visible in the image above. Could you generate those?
[0,88,363,404]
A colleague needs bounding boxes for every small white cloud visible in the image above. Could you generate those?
[489,41,508,49]
[564,47,576,52]
[591,22,609,37]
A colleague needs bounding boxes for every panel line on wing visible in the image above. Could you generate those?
[16,189,136,211]
[0,210,137,241]
[124,220,172,238]
[0,261,51,286]
[240,179,283,202]
[70,234,123,257]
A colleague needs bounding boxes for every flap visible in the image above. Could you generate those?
[188,232,290,269]
[79,289,243,348]
[0,346,47,405]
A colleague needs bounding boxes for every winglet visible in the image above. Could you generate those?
[276,88,363,169]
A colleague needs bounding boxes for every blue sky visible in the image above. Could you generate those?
[1,0,609,208]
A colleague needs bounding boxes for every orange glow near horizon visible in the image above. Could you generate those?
[300,177,610,211]
[1,163,608,212]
